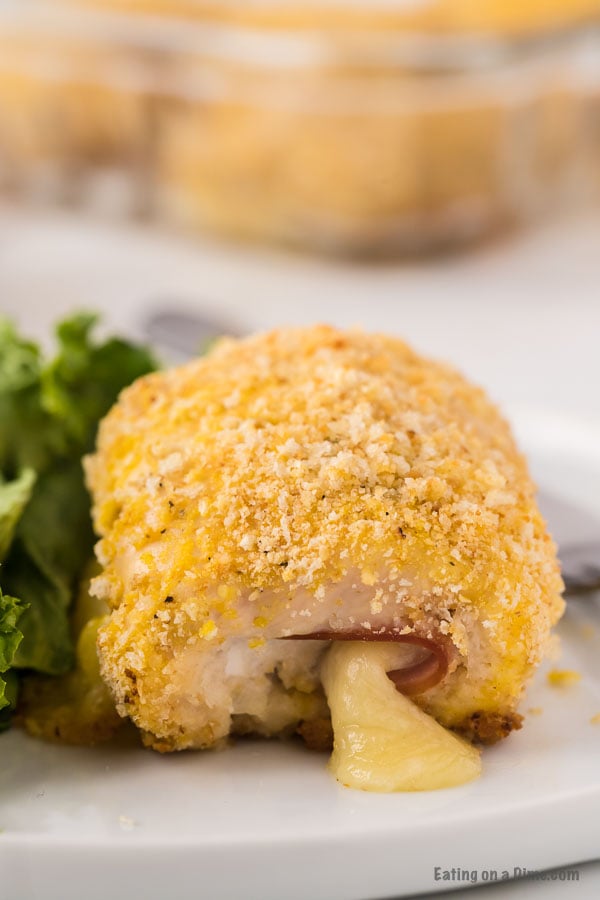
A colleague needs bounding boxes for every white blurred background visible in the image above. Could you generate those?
[1,202,599,421]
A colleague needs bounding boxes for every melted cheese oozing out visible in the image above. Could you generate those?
[321,642,481,792]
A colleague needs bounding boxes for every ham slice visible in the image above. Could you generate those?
[285,630,449,696]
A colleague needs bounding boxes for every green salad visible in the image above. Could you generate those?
[0,313,156,729]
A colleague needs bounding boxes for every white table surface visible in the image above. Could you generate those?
[0,201,599,900]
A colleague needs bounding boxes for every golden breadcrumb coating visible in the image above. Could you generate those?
[85,325,563,751]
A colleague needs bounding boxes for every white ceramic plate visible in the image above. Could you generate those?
[1,407,599,900]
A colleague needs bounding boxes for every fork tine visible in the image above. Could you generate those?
[562,573,600,595]
[559,543,600,595]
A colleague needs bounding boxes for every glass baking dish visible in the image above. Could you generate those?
[0,1,599,255]
[62,0,600,37]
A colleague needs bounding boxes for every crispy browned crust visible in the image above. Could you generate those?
[296,717,334,752]
[456,711,524,746]
[17,674,123,747]
[141,730,179,753]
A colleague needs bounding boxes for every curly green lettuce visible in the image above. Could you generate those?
[0,589,26,724]
[0,313,156,726]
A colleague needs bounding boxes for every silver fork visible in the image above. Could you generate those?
[144,307,244,363]
[537,493,600,595]
[559,545,600,594]
[143,308,600,597]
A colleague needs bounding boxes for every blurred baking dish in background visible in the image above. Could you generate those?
[61,0,600,36]
[0,0,599,256]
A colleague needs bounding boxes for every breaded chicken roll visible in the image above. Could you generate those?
[85,326,563,791]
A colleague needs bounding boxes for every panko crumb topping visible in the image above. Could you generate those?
[85,325,564,749]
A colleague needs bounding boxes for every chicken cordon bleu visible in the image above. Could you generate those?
[85,325,563,791]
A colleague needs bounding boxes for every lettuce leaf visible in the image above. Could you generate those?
[0,319,66,476]
[0,313,156,723]
[40,313,158,454]
[5,461,94,674]
[0,590,27,718]
[0,469,36,563]
[0,313,156,476]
